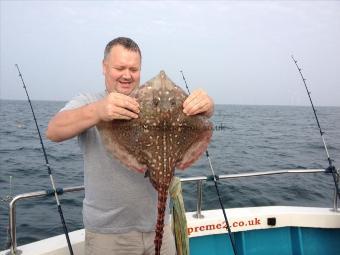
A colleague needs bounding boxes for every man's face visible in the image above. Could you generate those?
[102,45,141,95]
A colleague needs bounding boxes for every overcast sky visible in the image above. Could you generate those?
[1,0,339,106]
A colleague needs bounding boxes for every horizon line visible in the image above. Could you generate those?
[1,98,339,108]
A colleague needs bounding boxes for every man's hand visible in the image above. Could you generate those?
[96,92,140,121]
[183,89,214,117]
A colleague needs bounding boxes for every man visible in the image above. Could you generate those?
[46,37,214,255]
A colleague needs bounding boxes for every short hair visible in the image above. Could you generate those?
[104,37,141,60]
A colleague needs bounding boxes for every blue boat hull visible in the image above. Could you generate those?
[190,226,340,255]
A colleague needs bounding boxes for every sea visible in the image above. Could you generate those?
[1,99,340,249]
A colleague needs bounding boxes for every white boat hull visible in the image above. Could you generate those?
[2,206,339,255]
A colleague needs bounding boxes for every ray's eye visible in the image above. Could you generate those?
[170,99,176,106]
[153,98,159,106]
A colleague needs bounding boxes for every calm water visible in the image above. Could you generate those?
[1,100,339,249]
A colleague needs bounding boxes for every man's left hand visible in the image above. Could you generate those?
[183,89,214,117]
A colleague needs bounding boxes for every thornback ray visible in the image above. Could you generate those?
[97,70,213,255]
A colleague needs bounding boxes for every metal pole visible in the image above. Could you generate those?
[333,170,339,212]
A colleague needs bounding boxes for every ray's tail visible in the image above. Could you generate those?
[155,189,168,255]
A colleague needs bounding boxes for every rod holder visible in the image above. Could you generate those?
[193,180,204,218]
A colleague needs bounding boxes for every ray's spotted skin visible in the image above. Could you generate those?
[97,71,213,255]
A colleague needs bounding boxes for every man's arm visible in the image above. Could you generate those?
[46,103,99,142]
[46,92,140,142]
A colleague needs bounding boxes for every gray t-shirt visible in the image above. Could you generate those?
[61,92,169,234]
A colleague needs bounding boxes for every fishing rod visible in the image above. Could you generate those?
[291,56,340,202]
[180,70,238,255]
[15,64,74,255]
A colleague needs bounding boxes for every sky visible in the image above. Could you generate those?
[1,0,339,106]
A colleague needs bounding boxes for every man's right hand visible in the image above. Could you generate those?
[46,93,140,142]
[95,92,140,121]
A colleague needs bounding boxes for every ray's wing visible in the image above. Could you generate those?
[176,116,213,170]
[97,121,147,173]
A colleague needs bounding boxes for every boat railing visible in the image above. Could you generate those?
[5,168,339,255]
